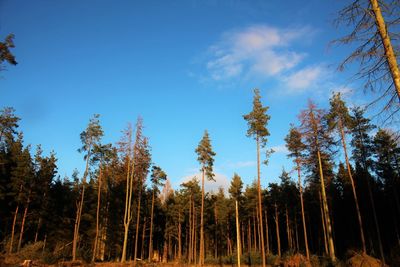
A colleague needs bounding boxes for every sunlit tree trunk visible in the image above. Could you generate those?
[133,186,142,266]
[92,165,103,262]
[9,205,19,254]
[369,0,400,102]
[274,204,281,257]
[256,136,266,267]
[296,159,309,260]
[148,190,155,261]
[17,190,31,252]
[338,119,366,254]
[121,155,134,263]
[319,192,328,256]
[200,168,205,266]
[265,209,269,255]
[235,200,241,267]
[72,146,91,261]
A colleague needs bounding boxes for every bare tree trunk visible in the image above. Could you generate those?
[72,147,91,261]
[148,190,155,261]
[357,121,385,264]
[92,165,103,262]
[178,210,182,261]
[194,206,197,265]
[285,206,291,252]
[133,186,142,266]
[317,147,335,261]
[338,120,367,254]
[17,192,31,252]
[141,217,146,260]
[9,205,19,254]
[189,196,193,264]
[247,220,251,253]
[319,192,328,256]
[200,168,205,266]
[265,209,270,255]
[235,200,241,267]
[296,159,310,260]
[370,0,400,102]
[253,213,257,251]
[256,137,266,267]
[274,204,281,257]
[34,218,41,243]
[122,154,134,263]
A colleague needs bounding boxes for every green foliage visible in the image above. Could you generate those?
[243,88,271,146]
[229,173,243,201]
[326,92,353,131]
[195,130,216,180]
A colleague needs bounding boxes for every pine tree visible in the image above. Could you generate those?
[334,0,400,115]
[327,93,366,254]
[149,166,167,262]
[285,126,309,260]
[299,100,336,262]
[195,130,216,266]
[243,88,270,267]
[72,114,103,261]
[350,107,385,262]
[229,173,243,267]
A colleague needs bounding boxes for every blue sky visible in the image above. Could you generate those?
[0,0,377,191]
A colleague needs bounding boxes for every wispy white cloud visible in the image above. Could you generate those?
[283,66,325,93]
[178,172,230,193]
[271,145,289,154]
[205,25,313,81]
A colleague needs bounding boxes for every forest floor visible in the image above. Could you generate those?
[1,252,386,267]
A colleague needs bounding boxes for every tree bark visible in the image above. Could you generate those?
[17,191,31,252]
[235,200,241,267]
[274,204,281,257]
[9,205,19,254]
[200,168,205,266]
[296,159,310,260]
[256,136,266,267]
[92,165,103,262]
[72,146,91,261]
[370,0,400,102]
[148,190,155,261]
[338,119,366,254]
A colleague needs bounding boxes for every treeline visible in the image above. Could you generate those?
[0,91,399,265]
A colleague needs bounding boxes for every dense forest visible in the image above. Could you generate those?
[1,0,400,266]
[0,90,399,265]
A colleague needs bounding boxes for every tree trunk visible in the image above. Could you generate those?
[256,136,266,267]
[72,147,91,261]
[148,190,155,261]
[133,186,142,266]
[296,159,310,260]
[141,217,147,260]
[235,200,241,267]
[189,196,193,264]
[178,210,182,261]
[370,0,400,102]
[265,209,269,255]
[317,147,335,261]
[121,155,134,263]
[274,204,281,257]
[9,205,19,254]
[92,165,103,262]
[338,119,366,254]
[200,168,205,266]
[357,120,385,264]
[285,206,291,251]
[17,191,31,252]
